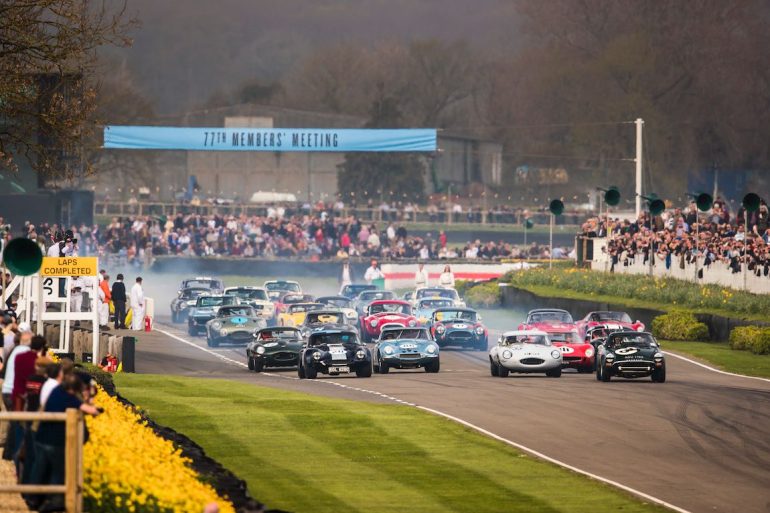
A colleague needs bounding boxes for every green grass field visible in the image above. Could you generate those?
[664,340,770,378]
[115,374,666,513]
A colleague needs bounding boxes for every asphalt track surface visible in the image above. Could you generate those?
[136,318,770,513]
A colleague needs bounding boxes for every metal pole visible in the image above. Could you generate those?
[694,216,699,282]
[549,214,554,269]
[743,209,748,291]
[36,273,44,335]
[635,118,644,219]
[524,222,528,246]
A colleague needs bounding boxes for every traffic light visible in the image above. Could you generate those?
[598,186,621,206]
[549,199,564,216]
[743,193,761,213]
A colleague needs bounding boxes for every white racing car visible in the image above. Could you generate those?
[489,330,563,378]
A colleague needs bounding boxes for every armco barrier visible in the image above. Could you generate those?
[43,322,135,371]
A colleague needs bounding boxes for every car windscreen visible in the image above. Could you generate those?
[184,280,219,289]
[309,332,358,346]
[417,289,457,300]
[288,304,316,313]
[318,298,351,308]
[547,332,580,343]
[433,310,476,322]
[305,312,344,324]
[418,299,454,309]
[528,311,573,323]
[381,329,429,340]
[607,333,657,349]
[226,289,268,301]
[282,294,306,304]
[197,297,224,307]
[369,303,410,315]
[265,282,301,292]
[504,335,550,346]
[359,291,395,302]
[218,306,254,317]
[258,329,300,341]
[344,285,375,295]
[591,312,632,323]
[181,288,208,299]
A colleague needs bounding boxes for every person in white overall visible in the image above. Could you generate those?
[130,277,145,330]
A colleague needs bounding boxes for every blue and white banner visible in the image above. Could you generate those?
[103,126,437,152]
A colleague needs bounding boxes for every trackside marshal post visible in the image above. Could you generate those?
[41,257,98,277]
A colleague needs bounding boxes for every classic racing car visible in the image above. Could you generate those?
[547,330,595,372]
[518,309,576,332]
[224,286,275,320]
[178,277,224,294]
[596,331,666,382]
[299,309,356,338]
[204,305,267,347]
[429,307,488,351]
[353,290,397,318]
[413,298,455,325]
[339,283,376,299]
[373,326,440,374]
[187,294,240,336]
[359,299,418,342]
[576,311,645,338]
[315,296,359,324]
[413,287,465,308]
[297,328,372,379]
[170,286,210,323]
[246,327,304,371]
[263,280,302,294]
[277,302,324,327]
[489,330,563,377]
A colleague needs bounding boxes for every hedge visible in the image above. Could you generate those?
[729,326,770,355]
[464,281,502,308]
[651,312,709,341]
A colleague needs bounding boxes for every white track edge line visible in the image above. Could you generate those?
[665,351,770,383]
[155,327,691,512]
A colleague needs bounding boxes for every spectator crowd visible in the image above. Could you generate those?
[581,196,770,277]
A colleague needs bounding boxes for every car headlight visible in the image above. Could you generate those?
[186,300,197,306]
[370,319,378,328]
[585,348,594,357]
[475,326,484,335]
[502,350,513,359]
[384,346,394,355]
[312,351,321,361]
[426,344,437,354]
[436,325,445,334]
[636,326,644,332]
[408,319,417,327]
[356,349,366,359]
[212,321,222,329]
[346,311,357,318]
[551,350,560,359]
[605,353,615,361]
[256,346,265,355]
[219,329,228,336]
[654,352,664,360]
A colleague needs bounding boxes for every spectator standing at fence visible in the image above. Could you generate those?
[415,263,429,288]
[130,277,145,330]
[438,265,456,288]
[111,274,127,329]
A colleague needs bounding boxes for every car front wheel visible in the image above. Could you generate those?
[489,358,499,377]
[651,364,666,383]
[601,362,612,382]
[545,367,562,378]
[356,363,372,378]
[304,362,318,379]
[188,325,196,337]
[424,359,440,373]
[498,362,509,378]
[247,357,254,370]
[253,359,264,373]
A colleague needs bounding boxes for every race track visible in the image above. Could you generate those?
[135,318,770,513]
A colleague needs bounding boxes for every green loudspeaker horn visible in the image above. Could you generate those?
[743,193,761,213]
[549,199,564,216]
[3,238,43,276]
[695,192,713,212]
[598,187,621,206]
[523,218,534,229]
[640,195,665,216]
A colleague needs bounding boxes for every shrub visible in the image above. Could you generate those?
[651,312,709,341]
[729,326,770,355]
[454,279,473,297]
[464,281,502,308]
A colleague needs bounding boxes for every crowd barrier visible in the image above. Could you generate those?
[42,322,135,372]
[585,237,770,294]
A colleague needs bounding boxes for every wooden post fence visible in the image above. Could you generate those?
[0,409,84,513]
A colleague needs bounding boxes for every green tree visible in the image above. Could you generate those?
[337,95,426,203]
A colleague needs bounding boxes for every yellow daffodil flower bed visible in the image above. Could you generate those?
[83,388,235,513]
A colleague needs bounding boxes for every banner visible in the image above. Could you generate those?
[104,126,437,152]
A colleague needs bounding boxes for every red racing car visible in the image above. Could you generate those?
[518,308,576,332]
[545,329,595,373]
[575,311,644,339]
[360,300,419,342]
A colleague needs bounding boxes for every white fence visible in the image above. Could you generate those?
[588,237,770,295]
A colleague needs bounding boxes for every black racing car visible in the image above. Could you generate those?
[247,327,304,372]
[170,286,210,323]
[596,331,666,382]
[298,328,372,379]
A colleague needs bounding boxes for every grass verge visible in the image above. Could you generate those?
[664,340,770,378]
[115,374,666,513]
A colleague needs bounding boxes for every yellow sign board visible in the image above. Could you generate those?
[41,257,98,277]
